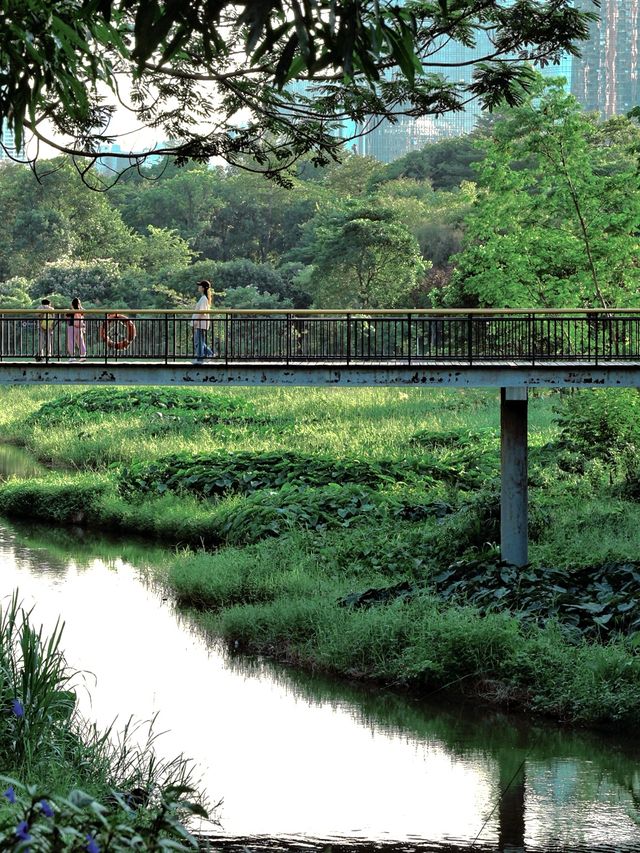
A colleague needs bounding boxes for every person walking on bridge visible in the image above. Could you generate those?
[36,298,55,361]
[191,280,215,364]
[67,297,86,361]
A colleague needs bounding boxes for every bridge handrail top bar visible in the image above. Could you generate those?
[4,307,640,316]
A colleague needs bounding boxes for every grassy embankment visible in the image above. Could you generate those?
[0,385,639,728]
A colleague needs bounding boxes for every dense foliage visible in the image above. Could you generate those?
[118,450,445,499]
[0,1,595,175]
[340,556,640,642]
[1,79,639,312]
[29,388,258,423]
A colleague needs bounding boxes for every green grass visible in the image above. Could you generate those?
[0,386,507,467]
[1,384,640,728]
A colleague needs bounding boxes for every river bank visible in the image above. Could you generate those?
[0,385,639,729]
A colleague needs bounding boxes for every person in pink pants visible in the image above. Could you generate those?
[66,297,86,360]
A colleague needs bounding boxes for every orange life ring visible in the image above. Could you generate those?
[100,313,136,350]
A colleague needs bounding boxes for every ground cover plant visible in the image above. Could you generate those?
[340,558,640,639]
[0,385,638,728]
[28,388,268,428]
[0,591,210,850]
[118,449,468,500]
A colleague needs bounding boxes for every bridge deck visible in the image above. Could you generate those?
[4,359,640,387]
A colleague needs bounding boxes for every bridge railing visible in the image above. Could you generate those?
[2,309,640,364]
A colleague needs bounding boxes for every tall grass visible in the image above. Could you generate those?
[0,591,76,774]
[0,589,206,810]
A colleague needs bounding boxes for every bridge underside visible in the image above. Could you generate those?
[2,360,640,387]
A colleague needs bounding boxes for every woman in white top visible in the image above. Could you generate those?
[191,280,214,363]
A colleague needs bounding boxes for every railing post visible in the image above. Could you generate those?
[346,313,351,365]
[594,312,599,366]
[164,312,169,364]
[224,313,229,364]
[44,314,49,365]
[286,313,291,365]
[407,312,412,366]
[103,312,108,365]
[530,313,535,366]
[467,313,473,365]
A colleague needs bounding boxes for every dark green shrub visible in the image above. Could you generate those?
[28,389,259,424]
[213,484,451,545]
[118,450,440,500]
[554,389,640,464]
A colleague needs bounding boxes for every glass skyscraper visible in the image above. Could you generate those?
[0,122,17,162]
[571,0,640,116]
[357,30,574,163]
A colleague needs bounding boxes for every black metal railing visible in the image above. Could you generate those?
[3,309,640,366]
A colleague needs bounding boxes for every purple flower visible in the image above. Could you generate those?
[86,834,100,853]
[39,799,54,818]
[3,785,16,804]
[11,698,24,718]
[15,820,31,841]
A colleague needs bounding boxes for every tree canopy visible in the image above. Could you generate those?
[2,82,638,312]
[443,80,640,309]
[0,1,596,179]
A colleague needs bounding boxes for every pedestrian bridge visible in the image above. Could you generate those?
[4,307,640,388]
[5,307,640,567]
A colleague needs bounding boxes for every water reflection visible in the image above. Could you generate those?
[0,519,638,851]
[0,443,45,479]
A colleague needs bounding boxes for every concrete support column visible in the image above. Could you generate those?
[500,387,528,567]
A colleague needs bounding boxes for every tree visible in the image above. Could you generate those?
[153,258,289,303]
[31,259,123,305]
[0,1,596,180]
[322,154,386,198]
[374,137,484,190]
[0,161,142,278]
[213,172,322,262]
[446,80,640,308]
[221,287,293,309]
[115,167,226,250]
[139,226,195,277]
[0,278,33,308]
[305,208,426,307]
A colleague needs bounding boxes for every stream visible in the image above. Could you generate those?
[0,445,638,852]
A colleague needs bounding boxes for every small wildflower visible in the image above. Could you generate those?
[86,834,100,853]
[11,698,24,718]
[3,786,16,803]
[15,820,31,842]
[39,799,54,818]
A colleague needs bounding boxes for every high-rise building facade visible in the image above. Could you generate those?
[359,30,500,162]
[357,24,573,163]
[571,0,640,116]
[0,122,17,162]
